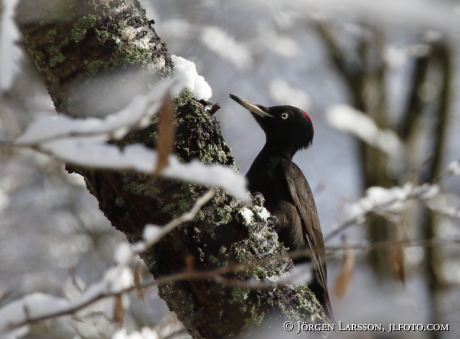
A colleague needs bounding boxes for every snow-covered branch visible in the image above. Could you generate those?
[325,160,460,242]
[0,0,22,92]
[326,104,404,160]
[0,188,216,337]
[0,184,314,337]
[4,170,459,337]
[11,55,249,201]
[30,140,248,201]
[15,55,211,146]
[326,237,460,253]
[14,77,180,146]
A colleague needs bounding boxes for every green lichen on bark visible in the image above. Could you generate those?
[17,0,172,117]
[71,14,98,42]
[49,52,66,67]
[18,1,332,337]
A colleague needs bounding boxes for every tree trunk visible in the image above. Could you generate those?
[16,1,330,337]
[317,22,396,278]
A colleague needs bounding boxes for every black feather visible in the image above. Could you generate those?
[230,94,333,320]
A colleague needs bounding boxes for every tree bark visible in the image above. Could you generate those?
[16,1,330,337]
[420,41,451,339]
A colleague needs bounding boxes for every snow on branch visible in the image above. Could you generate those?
[15,54,211,146]
[0,187,312,336]
[171,55,212,100]
[326,104,404,159]
[112,327,164,339]
[325,160,460,242]
[445,160,460,177]
[0,189,216,337]
[200,26,252,70]
[326,183,438,242]
[348,183,439,221]
[13,56,247,201]
[269,79,311,110]
[15,77,183,146]
[0,0,22,91]
[32,140,247,201]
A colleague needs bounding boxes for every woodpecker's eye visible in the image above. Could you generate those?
[281,113,289,120]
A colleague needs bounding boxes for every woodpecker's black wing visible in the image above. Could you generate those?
[279,159,333,319]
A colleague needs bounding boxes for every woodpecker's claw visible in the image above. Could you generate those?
[252,192,265,207]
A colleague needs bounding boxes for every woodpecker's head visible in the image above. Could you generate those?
[230,94,314,154]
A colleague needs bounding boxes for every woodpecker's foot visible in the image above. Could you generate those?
[252,192,265,207]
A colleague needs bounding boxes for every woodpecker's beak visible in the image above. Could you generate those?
[229,94,273,118]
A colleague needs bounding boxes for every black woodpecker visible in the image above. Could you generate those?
[229,94,333,320]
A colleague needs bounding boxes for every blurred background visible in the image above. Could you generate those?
[1,0,460,338]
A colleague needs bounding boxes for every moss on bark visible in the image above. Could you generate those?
[17,1,330,337]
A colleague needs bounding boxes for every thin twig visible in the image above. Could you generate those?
[1,188,216,334]
[324,173,459,243]
[5,231,460,333]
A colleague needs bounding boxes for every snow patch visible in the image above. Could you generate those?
[22,139,248,201]
[327,104,403,159]
[384,44,431,68]
[239,207,254,225]
[426,193,460,218]
[143,224,162,242]
[15,77,184,146]
[200,26,252,70]
[171,55,212,100]
[65,171,86,187]
[274,263,312,285]
[253,205,270,222]
[384,45,407,68]
[269,79,310,110]
[264,34,299,58]
[447,160,460,176]
[112,328,160,339]
[162,156,249,202]
[411,184,440,200]
[0,0,22,91]
[104,267,133,293]
[114,243,132,264]
[348,183,441,220]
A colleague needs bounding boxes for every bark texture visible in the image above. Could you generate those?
[17,1,330,337]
